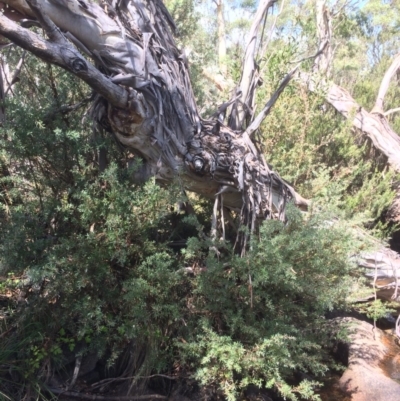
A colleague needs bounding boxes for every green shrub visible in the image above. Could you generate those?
[178,206,357,400]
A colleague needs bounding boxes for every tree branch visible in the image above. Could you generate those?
[371,52,400,115]
[245,65,299,138]
[0,15,129,108]
[384,107,400,117]
[4,50,25,95]
[300,72,400,172]
[48,388,167,400]
[25,0,65,43]
[313,0,333,77]
[228,0,278,130]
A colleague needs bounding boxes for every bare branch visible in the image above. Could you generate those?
[48,388,167,400]
[396,314,400,338]
[290,43,328,64]
[313,0,333,77]
[371,52,400,115]
[228,0,278,130]
[4,50,25,95]
[0,15,129,108]
[67,356,81,390]
[216,0,227,74]
[301,72,400,172]
[259,0,285,58]
[384,107,400,117]
[25,0,65,43]
[245,65,299,138]
[0,59,5,122]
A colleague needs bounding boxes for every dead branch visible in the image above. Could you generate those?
[300,72,400,172]
[0,15,129,108]
[228,0,277,130]
[245,65,299,138]
[0,0,308,251]
[313,0,333,77]
[371,53,400,115]
[384,107,400,117]
[4,50,25,95]
[48,388,167,400]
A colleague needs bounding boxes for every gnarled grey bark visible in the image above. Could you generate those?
[0,0,307,251]
[228,0,277,131]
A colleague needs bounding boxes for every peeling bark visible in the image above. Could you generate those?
[301,64,400,224]
[228,0,277,131]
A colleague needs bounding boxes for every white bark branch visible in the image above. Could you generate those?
[301,72,400,172]
[384,107,400,117]
[372,52,400,115]
[228,0,277,130]
[216,0,227,75]
[4,50,25,95]
[313,0,333,77]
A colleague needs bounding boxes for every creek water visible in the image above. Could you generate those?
[380,332,400,383]
[317,323,400,401]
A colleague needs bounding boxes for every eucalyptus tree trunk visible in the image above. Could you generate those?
[215,0,227,75]
[0,0,308,250]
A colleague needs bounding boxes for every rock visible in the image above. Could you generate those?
[358,250,400,279]
[338,317,400,401]
[389,353,400,381]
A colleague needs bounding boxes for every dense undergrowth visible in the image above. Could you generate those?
[0,149,358,400]
[0,85,376,399]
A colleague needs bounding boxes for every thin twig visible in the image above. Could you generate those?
[248,274,253,308]
[220,194,225,241]
[48,388,167,400]
[289,43,328,64]
[90,374,179,390]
